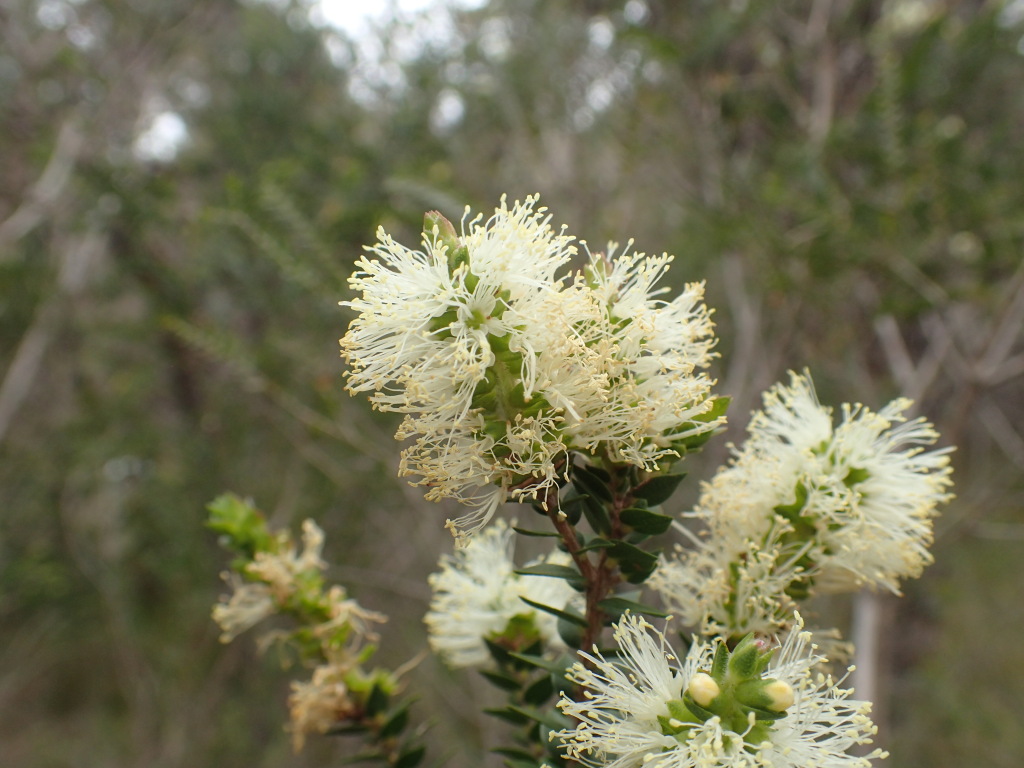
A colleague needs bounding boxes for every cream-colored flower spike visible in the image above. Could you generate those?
[565,244,721,468]
[554,612,886,768]
[742,371,954,591]
[652,370,953,639]
[341,196,580,537]
[341,196,722,539]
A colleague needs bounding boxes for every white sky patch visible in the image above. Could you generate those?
[313,0,439,36]
[311,0,485,106]
[430,87,466,134]
[134,111,189,163]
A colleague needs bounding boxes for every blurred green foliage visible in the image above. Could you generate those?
[1,1,1023,766]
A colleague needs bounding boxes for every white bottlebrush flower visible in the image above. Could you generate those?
[342,196,726,538]
[742,371,954,592]
[341,195,581,537]
[554,613,885,768]
[566,245,722,468]
[424,519,575,667]
[652,370,952,639]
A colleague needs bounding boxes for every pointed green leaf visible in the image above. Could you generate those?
[620,507,674,535]
[507,705,566,731]
[479,669,522,692]
[633,473,687,506]
[325,723,369,737]
[571,464,613,501]
[514,564,582,581]
[365,683,390,717]
[394,746,426,768]
[598,596,669,620]
[483,637,515,667]
[507,651,572,675]
[606,540,660,584]
[484,707,532,725]
[579,494,612,536]
[519,596,587,627]
[379,703,411,739]
[512,526,562,538]
[523,673,555,705]
[491,748,539,762]
[576,537,614,553]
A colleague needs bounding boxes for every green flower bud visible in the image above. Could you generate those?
[728,634,773,680]
[424,210,459,252]
[423,210,470,274]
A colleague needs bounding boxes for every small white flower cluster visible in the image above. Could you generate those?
[555,613,885,768]
[651,371,954,638]
[424,519,577,667]
[341,195,721,539]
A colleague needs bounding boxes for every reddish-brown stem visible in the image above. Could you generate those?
[542,468,632,654]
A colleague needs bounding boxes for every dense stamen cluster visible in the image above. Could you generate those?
[555,613,884,768]
[423,519,576,667]
[340,196,722,539]
[652,370,954,638]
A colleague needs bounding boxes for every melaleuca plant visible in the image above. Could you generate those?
[208,195,954,768]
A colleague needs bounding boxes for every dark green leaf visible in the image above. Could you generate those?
[394,746,426,768]
[483,636,515,666]
[365,683,390,717]
[325,723,369,736]
[598,596,669,619]
[633,473,687,506]
[379,703,410,739]
[514,563,582,581]
[507,705,566,731]
[620,507,674,535]
[512,526,562,538]
[523,673,554,705]
[507,651,572,675]
[579,494,611,536]
[491,748,539,761]
[479,669,522,692]
[484,706,532,725]
[607,540,660,584]
[571,464,613,501]
[518,596,587,627]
